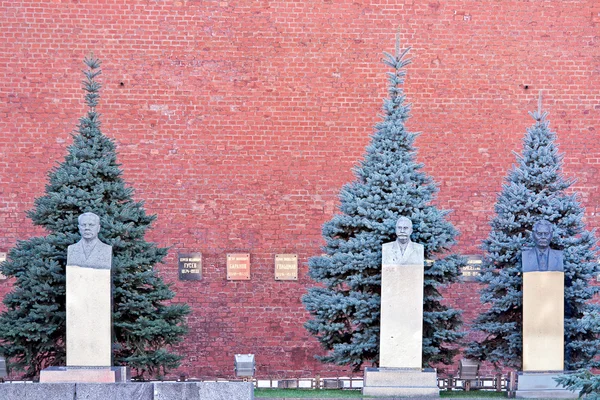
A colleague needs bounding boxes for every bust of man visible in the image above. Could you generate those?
[67,212,112,270]
[382,216,424,265]
[522,219,563,273]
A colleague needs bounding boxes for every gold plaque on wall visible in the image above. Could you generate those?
[227,253,250,280]
[275,254,298,281]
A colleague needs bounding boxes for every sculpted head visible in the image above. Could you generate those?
[395,216,413,245]
[78,212,101,242]
[532,219,553,251]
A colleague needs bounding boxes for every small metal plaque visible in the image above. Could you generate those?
[275,254,298,281]
[0,252,6,280]
[227,253,250,280]
[178,253,202,281]
[461,255,483,282]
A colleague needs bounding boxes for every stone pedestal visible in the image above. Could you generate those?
[66,265,112,367]
[517,271,570,398]
[362,367,439,397]
[522,271,564,371]
[516,372,578,398]
[39,366,129,383]
[379,263,423,368]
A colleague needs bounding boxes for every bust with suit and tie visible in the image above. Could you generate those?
[381,216,424,266]
[521,219,563,273]
[67,212,112,270]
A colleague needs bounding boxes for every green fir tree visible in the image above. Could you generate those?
[0,56,189,379]
[467,104,600,370]
[302,45,465,371]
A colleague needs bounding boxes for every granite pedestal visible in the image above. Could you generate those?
[66,264,112,367]
[522,271,564,371]
[516,271,570,398]
[362,367,439,397]
[379,263,424,368]
[516,372,578,398]
[39,366,129,383]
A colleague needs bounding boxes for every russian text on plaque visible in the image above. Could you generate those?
[178,253,202,281]
[275,254,298,281]
[227,253,250,280]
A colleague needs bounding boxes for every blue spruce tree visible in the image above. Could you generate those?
[302,45,465,370]
[467,103,600,370]
[0,57,189,378]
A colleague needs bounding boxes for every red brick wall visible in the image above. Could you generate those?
[1,0,600,379]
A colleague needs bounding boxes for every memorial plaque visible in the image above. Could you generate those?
[461,255,483,282]
[227,253,250,280]
[0,252,6,280]
[178,253,202,281]
[275,254,298,281]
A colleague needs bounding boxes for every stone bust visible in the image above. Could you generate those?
[521,219,563,273]
[381,216,424,265]
[67,212,112,270]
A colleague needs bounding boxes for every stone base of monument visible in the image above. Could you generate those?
[362,367,439,397]
[39,366,130,383]
[0,381,254,400]
[516,372,578,398]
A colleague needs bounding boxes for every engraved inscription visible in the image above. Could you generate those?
[227,253,250,280]
[275,254,298,281]
[178,253,202,281]
[461,255,483,282]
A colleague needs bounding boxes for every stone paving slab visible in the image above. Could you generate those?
[0,381,254,400]
[0,383,76,400]
[76,383,153,400]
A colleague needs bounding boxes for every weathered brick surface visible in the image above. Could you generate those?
[1,0,599,379]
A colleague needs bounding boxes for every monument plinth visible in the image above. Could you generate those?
[362,217,439,397]
[66,265,112,366]
[516,220,576,399]
[522,271,564,371]
[40,213,125,383]
[379,262,423,368]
